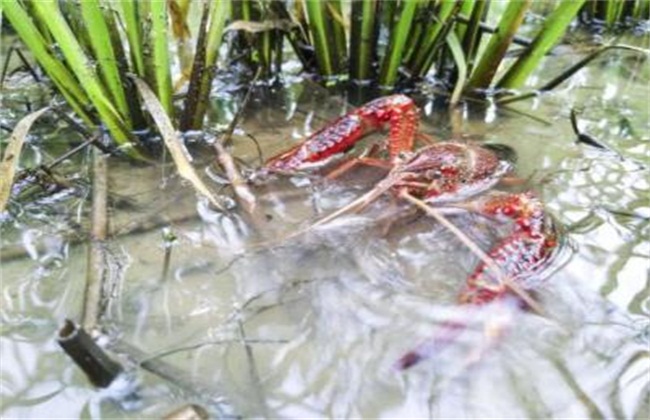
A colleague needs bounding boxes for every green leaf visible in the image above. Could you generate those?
[80,0,131,125]
[497,0,587,90]
[30,0,139,154]
[446,31,467,106]
[466,0,531,90]
[2,0,94,126]
[0,107,51,212]
[150,0,174,117]
[121,0,146,77]
[379,0,419,89]
[131,76,226,211]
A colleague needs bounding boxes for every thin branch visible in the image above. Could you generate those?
[399,190,545,316]
[82,148,109,332]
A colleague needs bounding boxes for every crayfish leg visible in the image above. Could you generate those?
[262,95,420,173]
[459,192,559,306]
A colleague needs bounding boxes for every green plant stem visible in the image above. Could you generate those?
[466,0,531,90]
[497,0,587,90]
[408,0,460,78]
[379,0,419,88]
[121,0,146,77]
[191,0,229,129]
[80,0,131,125]
[150,0,173,117]
[30,0,138,153]
[350,0,378,82]
[305,0,335,77]
[2,0,94,127]
[459,0,491,76]
[327,0,347,74]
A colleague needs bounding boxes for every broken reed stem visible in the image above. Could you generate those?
[57,319,123,388]
[399,191,545,316]
[82,148,109,331]
[214,141,257,215]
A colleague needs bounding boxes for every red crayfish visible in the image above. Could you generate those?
[259,95,562,368]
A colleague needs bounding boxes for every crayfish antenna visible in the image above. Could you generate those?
[307,179,396,231]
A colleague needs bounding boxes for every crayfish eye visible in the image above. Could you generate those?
[397,151,411,162]
[426,170,441,179]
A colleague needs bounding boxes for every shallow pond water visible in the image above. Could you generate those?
[1,35,649,418]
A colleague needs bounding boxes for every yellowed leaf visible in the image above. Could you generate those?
[0,107,50,212]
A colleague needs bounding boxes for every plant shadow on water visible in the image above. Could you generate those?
[2,44,650,419]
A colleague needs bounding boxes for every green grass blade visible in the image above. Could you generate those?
[454,0,476,42]
[181,0,210,131]
[190,0,230,130]
[327,0,347,74]
[0,107,51,212]
[637,0,650,19]
[497,44,649,105]
[497,0,587,90]
[121,0,146,77]
[446,31,467,106]
[466,0,531,90]
[459,0,490,75]
[379,0,419,89]
[30,0,138,153]
[80,0,131,125]
[150,0,173,117]
[304,0,335,76]
[131,76,226,211]
[2,0,94,126]
[407,0,461,78]
[605,0,624,27]
[350,0,378,82]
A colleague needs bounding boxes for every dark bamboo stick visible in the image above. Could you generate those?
[57,319,124,388]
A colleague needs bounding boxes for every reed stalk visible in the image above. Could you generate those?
[458,0,490,76]
[120,0,146,78]
[378,0,419,89]
[304,0,333,76]
[349,0,378,82]
[497,0,587,90]
[150,0,174,117]
[466,0,531,90]
[304,0,346,78]
[406,0,461,79]
[80,0,131,125]
[188,0,229,130]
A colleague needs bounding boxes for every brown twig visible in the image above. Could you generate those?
[82,148,110,332]
[399,190,546,316]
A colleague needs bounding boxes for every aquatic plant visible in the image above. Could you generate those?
[6,0,648,152]
[231,0,591,97]
[580,0,650,30]
[3,0,229,157]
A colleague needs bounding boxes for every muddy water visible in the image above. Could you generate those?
[2,42,649,419]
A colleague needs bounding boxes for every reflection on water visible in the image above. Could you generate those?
[2,41,649,419]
